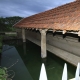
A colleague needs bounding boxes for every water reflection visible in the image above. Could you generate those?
[23,42,27,55]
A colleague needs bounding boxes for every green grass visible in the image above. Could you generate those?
[15,40,76,80]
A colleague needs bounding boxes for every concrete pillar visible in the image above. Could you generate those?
[40,29,47,59]
[22,28,26,42]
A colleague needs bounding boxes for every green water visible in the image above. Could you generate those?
[14,40,76,80]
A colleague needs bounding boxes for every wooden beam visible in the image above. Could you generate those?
[78,31,80,36]
[63,30,66,34]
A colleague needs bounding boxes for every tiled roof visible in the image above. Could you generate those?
[14,0,80,31]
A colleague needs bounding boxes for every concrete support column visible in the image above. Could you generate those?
[22,28,26,42]
[40,29,47,59]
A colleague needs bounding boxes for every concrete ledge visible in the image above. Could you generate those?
[27,37,80,66]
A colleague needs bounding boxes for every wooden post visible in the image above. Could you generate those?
[22,28,26,42]
[78,31,80,36]
[40,29,47,59]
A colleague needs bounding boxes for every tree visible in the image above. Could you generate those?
[0,17,7,31]
[5,16,23,25]
[0,16,23,32]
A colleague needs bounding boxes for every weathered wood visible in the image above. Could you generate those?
[78,31,80,36]
[63,30,66,34]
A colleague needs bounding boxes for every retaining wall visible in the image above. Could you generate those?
[17,29,80,66]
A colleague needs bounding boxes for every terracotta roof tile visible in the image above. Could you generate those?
[14,0,80,31]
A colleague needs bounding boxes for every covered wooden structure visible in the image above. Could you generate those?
[13,0,80,66]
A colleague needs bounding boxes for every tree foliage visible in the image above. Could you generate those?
[0,16,23,32]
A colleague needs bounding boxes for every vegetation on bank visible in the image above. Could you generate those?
[0,16,23,32]
[0,16,23,53]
